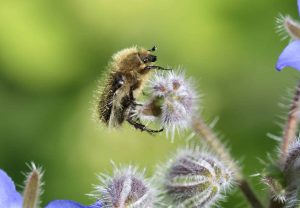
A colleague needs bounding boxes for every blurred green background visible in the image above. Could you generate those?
[0,0,299,207]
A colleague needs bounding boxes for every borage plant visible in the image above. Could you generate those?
[3,1,300,208]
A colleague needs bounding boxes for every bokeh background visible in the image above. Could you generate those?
[0,0,299,207]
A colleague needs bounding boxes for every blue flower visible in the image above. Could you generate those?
[276,0,300,71]
[0,168,101,208]
[46,200,101,208]
[0,169,22,208]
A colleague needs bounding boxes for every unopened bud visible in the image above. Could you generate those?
[93,165,158,208]
[22,163,43,208]
[160,148,234,207]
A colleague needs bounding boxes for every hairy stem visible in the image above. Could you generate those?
[192,116,264,208]
[192,116,240,178]
[267,82,300,208]
[239,180,266,208]
[280,81,300,164]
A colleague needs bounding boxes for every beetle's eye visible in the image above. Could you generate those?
[148,55,157,62]
[143,57,149,63]
[143,55,157,63]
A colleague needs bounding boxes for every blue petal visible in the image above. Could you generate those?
[0,169,22,208]
[276,40,300,71]
[45,200,101,208]
[298,0,300,16]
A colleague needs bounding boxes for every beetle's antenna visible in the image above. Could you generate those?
[148,46,157,52]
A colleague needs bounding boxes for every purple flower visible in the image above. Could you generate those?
[0,167,100,208]
[276,0,300,71]
[46,200,101,208]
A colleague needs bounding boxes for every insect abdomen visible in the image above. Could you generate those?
[98,71,131,127]
[97,72,122,124]
[108,93,132,127]
[98,84,114,125]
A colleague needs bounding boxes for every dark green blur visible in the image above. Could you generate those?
[0,0,298,207]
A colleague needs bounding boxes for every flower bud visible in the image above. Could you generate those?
[22,163,43,208]
[137,71,198,141]
[276,15,300,40]
[262,175,286,203]
[284,16,300,40]
[93,165,158,208]
[159,148,234,208]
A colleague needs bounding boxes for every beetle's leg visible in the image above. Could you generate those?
[127,118,164,134]
[144,65,172,71]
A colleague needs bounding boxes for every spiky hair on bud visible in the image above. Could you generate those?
[22,162,44,208]
[156,147,234,208]
[284,139,300,174]
[136,70,198,141]
[264,139,300,208]
[281,139,300,208]
[261,175,286,203]
[91,163,159,208]
[276,15,300,41]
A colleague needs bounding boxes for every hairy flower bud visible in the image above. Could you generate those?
[284,16,300,40]
[261,175,286,203]
[159,148,234,208]
[137,71,198,141]
[276,15,300,40]
[92,165,158,208]
[22,163,43,208]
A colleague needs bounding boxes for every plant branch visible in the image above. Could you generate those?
[280,81,300,164]
[268,81,300,208]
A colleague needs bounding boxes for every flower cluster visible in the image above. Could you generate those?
[1,147,235,208]
[269,1,300,206]
[5,0,300,207]
[1,163,162,208]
